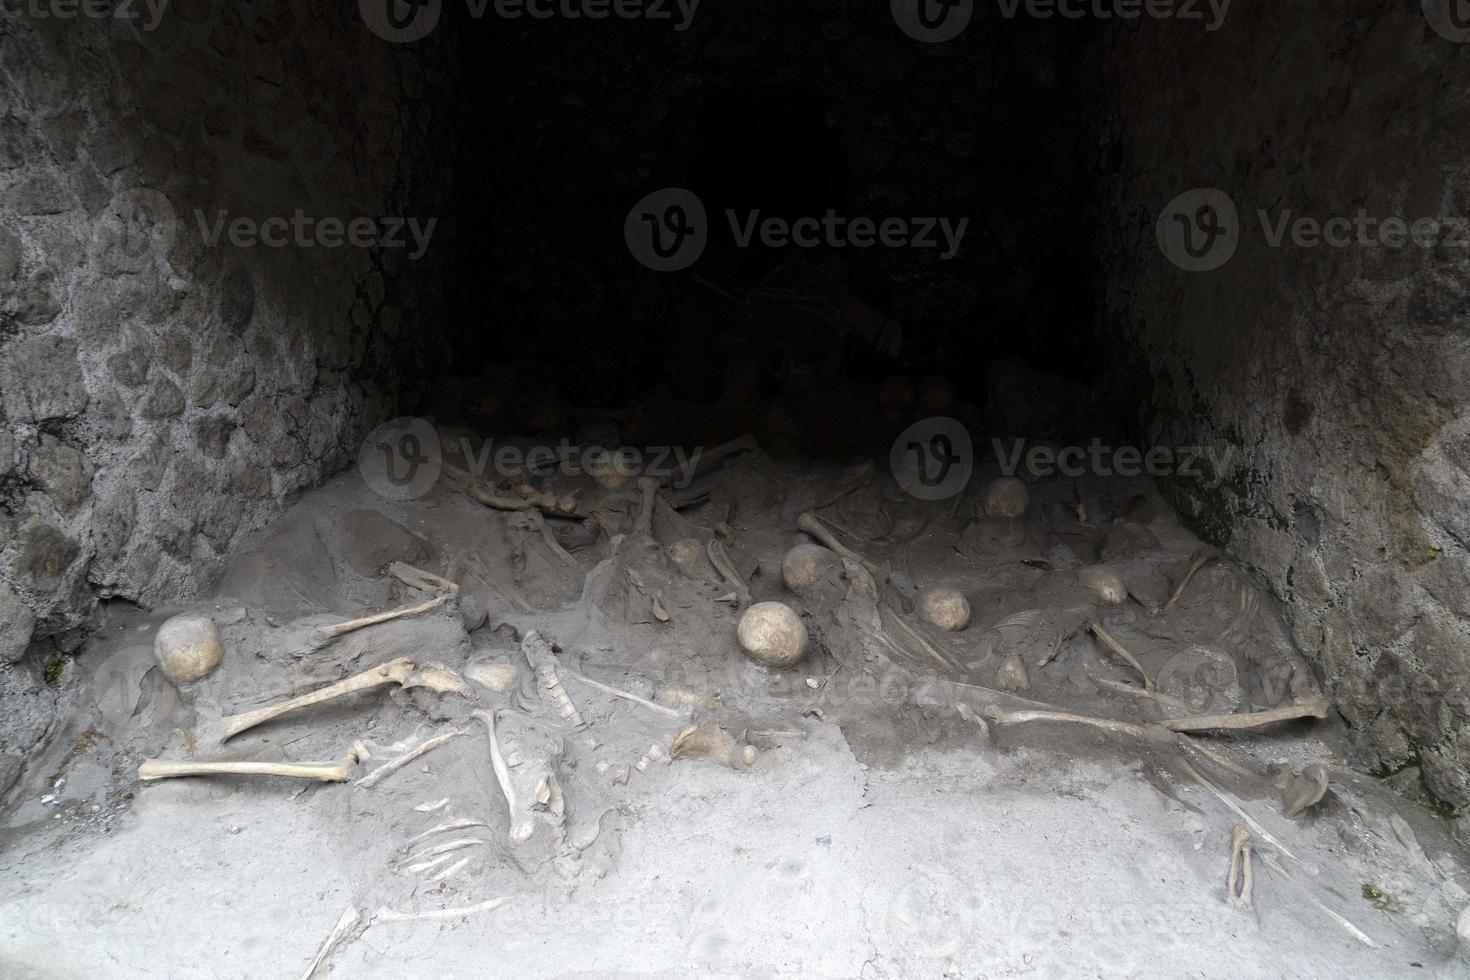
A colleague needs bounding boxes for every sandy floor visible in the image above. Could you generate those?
[2,438,1468,978]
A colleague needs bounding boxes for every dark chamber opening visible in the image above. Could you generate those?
[432,9,1108,452]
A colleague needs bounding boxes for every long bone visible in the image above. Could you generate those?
[140,745,364,783]
[205,658,416,746]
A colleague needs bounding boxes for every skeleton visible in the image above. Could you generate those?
[1226,825,1254,909]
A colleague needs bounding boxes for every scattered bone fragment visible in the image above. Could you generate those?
[464,659,518,693]
[1226,825,1254,909]
[707,539,752,608]
[983,706,1161,741]
[414,798,450,813]
[564,670,687,719]
[997,653,1031,693]
[357,730,465,789]
[636,476,660,536]
[209,658,416,745]
[1162,546,1219,614]
[636,735,676,772]
[521,630,584,726]
[982,477,1029,518]
[300,903,360,980]
[472,708,569,870]
[140,745,363,783]
[154,613,224,684]
[404,850,462,877]
[883,604,963,672]
[737,602,810,668]
[664,433,758,488]
[312,565,459,646]
[373,898,507,925]
[1162,694,1329,734]
[1078,565,1127,605]
[672,723,758,770]
[1272,763,1330,818]
[781,543,841,594]
[474,709,526,843]
[917,586,971,632]
[469,485,585,519]
[1259,852,1380,949]
[670,538,714,580]
[1090,676,1194,713]
[406,837,491,862]
[405,662,474,698]
[954,703,990,740]
[1089,623,1154,691]
[405,817,489,848]
[796,511,883,582]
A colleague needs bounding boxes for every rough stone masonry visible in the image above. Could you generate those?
[1094,1,1470,813]
[0,2,454,708]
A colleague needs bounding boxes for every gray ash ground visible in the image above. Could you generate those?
[2,433,1468,979]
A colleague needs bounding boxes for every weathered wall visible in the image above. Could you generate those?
[0,0,454,680]
[1095,2,1470,811]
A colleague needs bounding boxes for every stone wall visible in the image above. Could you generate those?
[1094,1,1470,812]
[0,1,455,665]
